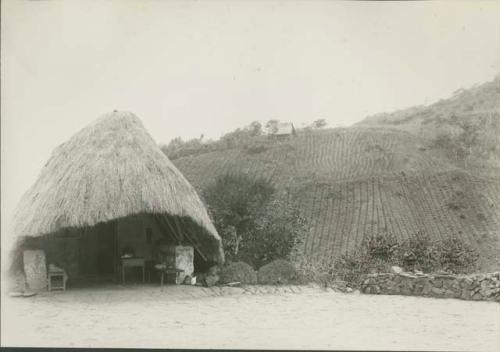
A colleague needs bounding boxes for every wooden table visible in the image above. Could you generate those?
[121,257,145,284]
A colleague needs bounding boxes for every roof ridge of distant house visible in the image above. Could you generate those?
[269,121,296,136]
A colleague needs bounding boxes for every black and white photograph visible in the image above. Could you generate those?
[1,0,500,350]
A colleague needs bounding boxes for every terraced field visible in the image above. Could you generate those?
[173,127,500,270]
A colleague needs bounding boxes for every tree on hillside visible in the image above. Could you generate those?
[248,121,263,136]
[313,119,327,129]
[160,137,184,158]
[265,119,280,134]
[203,174,275,260]
[203,173,306,267]
[160,136,204,159]
[243,198,306,267]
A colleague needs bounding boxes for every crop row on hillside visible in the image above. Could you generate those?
[293,172,500,267]
[174,127,456,190]
[173,128,500,270]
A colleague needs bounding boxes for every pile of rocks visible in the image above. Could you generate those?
[361,267,500,302]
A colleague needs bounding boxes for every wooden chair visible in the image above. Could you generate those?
[155,263,184,286]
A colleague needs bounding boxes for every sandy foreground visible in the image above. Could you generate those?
[1,284,499,351]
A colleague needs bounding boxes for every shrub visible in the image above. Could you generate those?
[362,232,399,263]
[296,233,401,288]
[312,232,480,288]
[241,197,306,268]
[244,144,269,155]
[203,173,275,263]
[257,259,298,285]
[437,237,479,273]
[298,255,370,287]
[333,252,371,286]
[396,232,440,272]
[219,261,257,285]
[296,257,336,285]
[204,173,306,268]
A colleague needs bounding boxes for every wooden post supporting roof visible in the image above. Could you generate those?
[173,217,208,262]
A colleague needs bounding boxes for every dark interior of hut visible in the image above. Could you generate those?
[17,213,216,289]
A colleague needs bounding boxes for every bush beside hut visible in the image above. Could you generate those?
[220,261,257,285]
[257,259,298,285]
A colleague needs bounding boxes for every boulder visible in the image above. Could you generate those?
[400,284,413,295]
[460,277,473,288]
[472,292,483,301]
[205,274,220,287]
[413,284,424,295]
[422,281,433,295]
[399,272,417,279]
[385,281,397,292]
[431,287,445,296]
[431,279,443,288]
[444,289,456,298]
[460,288,471,300]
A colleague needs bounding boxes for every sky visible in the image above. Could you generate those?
[2,0,500,245]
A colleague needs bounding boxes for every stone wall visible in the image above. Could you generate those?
[361,270,500,302]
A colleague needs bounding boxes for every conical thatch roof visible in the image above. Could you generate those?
[12,111,224,263]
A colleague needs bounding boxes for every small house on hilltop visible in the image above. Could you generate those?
[269,122,296,139]
[10,111,224,289]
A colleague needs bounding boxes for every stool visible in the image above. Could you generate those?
[160,268,184,286]
[48,272,66,291]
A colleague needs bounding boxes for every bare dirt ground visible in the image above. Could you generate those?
[1,284,499,351]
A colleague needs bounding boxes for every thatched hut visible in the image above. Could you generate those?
[11,111,223,284]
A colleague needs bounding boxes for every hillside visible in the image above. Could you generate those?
[361,76,500,127]
[171,127,500,271]
[358,75,500,174]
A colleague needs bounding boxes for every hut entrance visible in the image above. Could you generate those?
[16,213,218,287]
[78,221,117,280]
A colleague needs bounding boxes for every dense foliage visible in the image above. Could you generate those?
[203,173,307,268]
[219,261,257,284]
[257,259,299,284]
[160,118,328,160]
[159,121,263,160]
[437,237,480,274]
[298,231,479,287]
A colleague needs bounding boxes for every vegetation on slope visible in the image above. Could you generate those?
[300,231,479,288]
[164,126,500,271]
[359,75,500,173]
[160,118,327,160]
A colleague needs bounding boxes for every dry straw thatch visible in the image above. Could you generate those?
[12,111,224,263]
